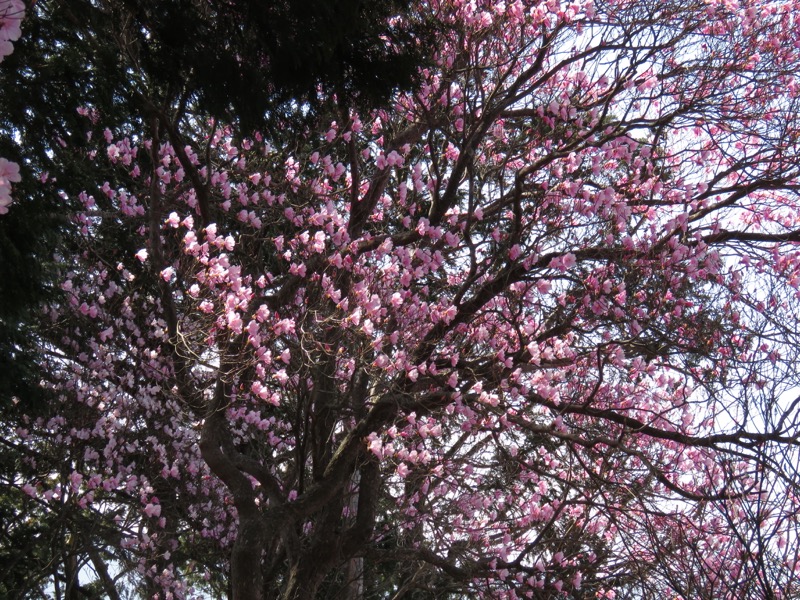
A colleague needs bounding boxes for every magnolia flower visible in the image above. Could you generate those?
[0,186,12,214]
[0,157,20,183]
[0,0,24,49]
[0,157,20,214]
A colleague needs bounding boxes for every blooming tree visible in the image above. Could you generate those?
[7,0,800,598]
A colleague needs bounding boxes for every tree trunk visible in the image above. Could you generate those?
[200,379,268,600]
[344,470,364,600]
[281,562,328,600]
[63,550,80,600]
[344,557,364,600]
[216,488,268,600]
[87,548,123,600]
[231,522,266,600]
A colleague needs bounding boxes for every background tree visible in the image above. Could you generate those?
[5,0,800,599]
[0,0,431,597]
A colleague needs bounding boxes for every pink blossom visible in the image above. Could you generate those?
[311,231,326,253]
[0,0,24,53]
[572,571,582,590]
[0,187,11,214]
[386,150,403,167]
[0,157,20,213]
[0,157,20,183]
[289,262,307,277]
[548,253,576,271]
[367,435,383,458]
[227,312,243,333]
